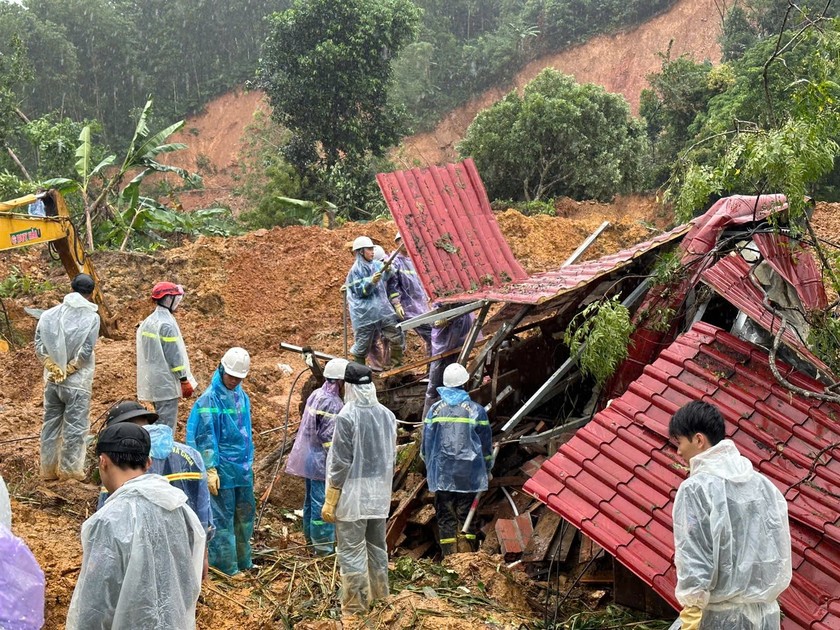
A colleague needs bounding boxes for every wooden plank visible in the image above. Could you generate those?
[392,439,420,491]
[385,478,426,550]
[522,511,563,564]
[407,503,436,527]
[488,475,528,488]
[405,541,434,561]
[578,533,603,564]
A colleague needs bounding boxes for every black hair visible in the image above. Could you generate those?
[669,401,726,445]
[101,450,148,471]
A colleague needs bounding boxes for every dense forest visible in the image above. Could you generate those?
[1,0,839,244]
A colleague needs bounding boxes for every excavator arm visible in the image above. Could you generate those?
[0,190,118,337]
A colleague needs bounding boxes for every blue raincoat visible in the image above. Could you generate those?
[97,424,214,538]
[423,386,493,493]
[345,253,398,331]
[187,369,253,489]
[186,368,254,575]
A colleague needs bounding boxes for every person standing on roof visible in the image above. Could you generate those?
[286,358,347,555]
[186,347,255,576]
[423,363,492,556]
[345,236,404,368]
[66,422,204,629]
[669,401,791,630]
[35,273,100,481]
[388,232,432,350]
[137,282,197,430]
[96,400,214,577]
[423,311,475,418]
[320,362,396,614]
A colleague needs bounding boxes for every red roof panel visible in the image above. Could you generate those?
[376,159,528,301]
[700,255,833,375]
[524,322,840,628]
[753,232,828,310]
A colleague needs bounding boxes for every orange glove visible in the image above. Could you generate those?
[180,379,194,398]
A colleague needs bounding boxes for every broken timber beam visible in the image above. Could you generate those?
[397,300,487,332]
[457,301,491,365]
[386,478,427,550]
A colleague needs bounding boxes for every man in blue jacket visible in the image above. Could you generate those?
[422,363,493,556]
[187,347,254,576]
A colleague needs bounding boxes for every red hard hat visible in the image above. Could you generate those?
[151,282,184,300]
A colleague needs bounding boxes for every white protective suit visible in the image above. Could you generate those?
[0,474,10,529]
[66,474,205,630]
[35,292,100,479]
[137,306,196,402]
[326,382,396,613]
[35,292,99,392]
[672,439,792,629]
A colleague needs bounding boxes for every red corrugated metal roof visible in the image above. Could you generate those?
[376,159,528,301]
[524,322,840,629]
[436,224,689,305]
[700,255,832,375]
[752,232,828,311]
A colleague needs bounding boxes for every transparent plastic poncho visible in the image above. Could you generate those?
[345,254,398,330]
[34,292,99,392]
[386,252,429,319]
[423,386,492,493]
[67,474,205,630]
[672,439,792,628]
[326,382,396,521]
[286,380,343,480]
[0,522,45,630]
[137,306,197,401]
[0,474,10,529]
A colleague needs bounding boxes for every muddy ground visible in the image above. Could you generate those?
[1,197,837,628]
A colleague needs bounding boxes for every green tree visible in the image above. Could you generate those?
[258,0,421,170]
[459,69,648,202]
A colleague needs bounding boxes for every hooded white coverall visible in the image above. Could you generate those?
[34,292,100,480]
[326,381,396,614]
[672,439,792,629]
[67,474,205,630]
[137,305,196,429]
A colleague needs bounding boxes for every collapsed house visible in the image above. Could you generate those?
[374,159,840,628]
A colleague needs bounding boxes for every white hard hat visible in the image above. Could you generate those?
[352,236,374,251]
[221,347,251,378]
[373,245,386,261]
[323,358,348,380]
[443,363,470,387]
[394,232,402,242]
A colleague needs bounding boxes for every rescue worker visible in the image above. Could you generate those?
[96,401,214,552]
[67,422,205,629]
[423,363,492,556]
[669,401,792,629]
[186,347,255,576]
[388,233,431,350]
[136,282,197,430]
[285,357,347,555]
[35,273,100,481]
[345,236,404,368]
[321,362,396,614]
[0,474,45,630]
[367,245,398,370]
[423,311,475,418]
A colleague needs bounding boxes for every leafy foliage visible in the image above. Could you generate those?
[259,0,420,169]
[0,266,55,298]
[808,309,840,377]
[564,295,634,385]
[459,69,648,202]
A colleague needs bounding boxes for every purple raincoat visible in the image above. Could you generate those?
[286,381,343,480]
[387,252,430,319]
[0,524,45,630]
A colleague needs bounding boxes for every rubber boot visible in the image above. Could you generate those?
[439,537,456,557]
[456,533,475,553]
[389,343,403,369]
[352,354,366,366]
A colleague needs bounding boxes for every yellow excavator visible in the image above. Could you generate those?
[0,189,117,341]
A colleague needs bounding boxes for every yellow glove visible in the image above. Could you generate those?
[65,360,79,376]
[371,271,382,284]
[321,485,341,523]
[394,303,405,320]
[433,319,449,329]
[43,358,66,383]
[206,468,220,496]
[678,606,702,630]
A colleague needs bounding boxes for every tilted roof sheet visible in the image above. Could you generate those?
[376,159,528,302]
[524,322,840,629]
[752,232,828,311]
